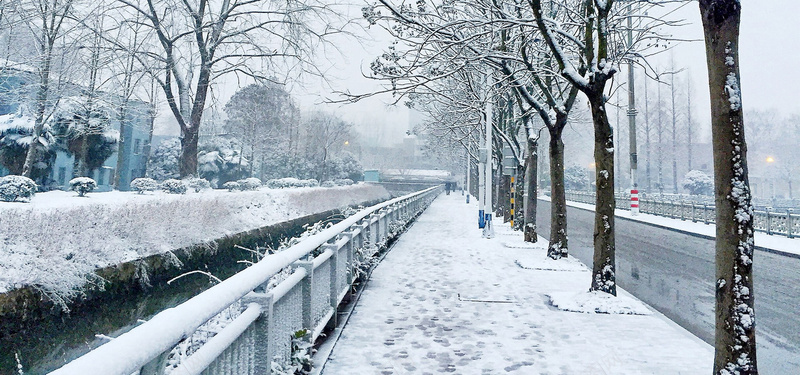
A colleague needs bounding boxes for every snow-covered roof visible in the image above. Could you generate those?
[0,113,34,133]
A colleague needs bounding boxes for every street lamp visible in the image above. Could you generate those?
[766,156,775,199]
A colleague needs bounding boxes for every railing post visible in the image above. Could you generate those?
[325,241,339,328]
[295,260,314,336]
[788,209,794,239]
[242,292,274,374]
[703,204,709,225]
[342,230,355,285]
[691,202,697,223]
[139,352,170,375]
[766,207,773,235]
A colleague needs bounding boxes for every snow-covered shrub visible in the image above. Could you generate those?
[237,177,262,191]
[184,177,211,193]
[0,175,37,202]
[266,178,321,189]
[682,170,714,195]
[564,165,590,190]
[222,181,240,191]
[197,136,249,186]
[69,177,97,197]
[321,180,335,188]
[334,178,354,186]
[161,179,187,194]
[130,178,159,194]
[148,138,181,181]
[271,329,313,375]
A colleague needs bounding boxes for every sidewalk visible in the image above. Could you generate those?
[321,194,712,374]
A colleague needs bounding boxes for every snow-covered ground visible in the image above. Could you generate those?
[0,184,389,297]
[321,194,712,374]
[543,196,800,258]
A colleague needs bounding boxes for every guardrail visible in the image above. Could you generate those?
[51,185,443,375]
[565,190,800,239]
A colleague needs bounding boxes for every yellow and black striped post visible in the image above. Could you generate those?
[510,175,515,227]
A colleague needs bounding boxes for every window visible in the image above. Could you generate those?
[58,167,66,185]
[134,139,142,155]
[98,169,106,185]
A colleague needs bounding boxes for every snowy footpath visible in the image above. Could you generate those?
[321,193,712,374]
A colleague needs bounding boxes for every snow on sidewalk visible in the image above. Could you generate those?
[322,194,712,374]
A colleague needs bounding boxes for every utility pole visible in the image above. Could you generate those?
[465,137,470,203]
[627,2,639,214]
[483,70,495,239]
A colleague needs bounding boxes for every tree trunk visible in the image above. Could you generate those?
[524,136,538,242]
[502,175,511,222]
[180,127,199,178]
[79,134,91,177]
[114,108,130,190]
[699,1,758,373]
[671,70,679,193]
[22,44,54,178]
[142,110,156,177]
[514,164,525,231]
[588,93,616,296]
[645,76,652,192]
[548,128,568,259]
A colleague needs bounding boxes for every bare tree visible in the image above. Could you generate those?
[18,0,77,178]
[698,1,757,373]
[117,0,346,177]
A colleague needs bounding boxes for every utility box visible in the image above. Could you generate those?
[502,145,517,176]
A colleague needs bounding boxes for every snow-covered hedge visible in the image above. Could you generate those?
[69,177,97,197]
[161,179,188,194]
[0,175,37,202]
[222,181,240,191]
[237,177,262,191]
[266,178,320,189]
[0,184,390,306]
[184,177,212,193]
[334,179,354,186]
[131,178,159,194]
[318,179,353,188]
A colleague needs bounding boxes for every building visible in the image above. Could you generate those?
[0,64,152,191]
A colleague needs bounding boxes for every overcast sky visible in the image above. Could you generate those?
[155,1,800,147]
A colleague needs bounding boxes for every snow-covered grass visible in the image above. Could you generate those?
[0,184,389,300]
[548,291,652,315]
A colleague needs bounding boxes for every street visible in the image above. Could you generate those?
[536,200,800,374]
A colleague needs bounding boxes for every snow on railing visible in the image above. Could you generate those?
[565,190,800,239]
[50,185,443,375]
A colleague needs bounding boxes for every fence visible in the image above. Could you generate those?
[51,185,443,375]
[564,190,800,238]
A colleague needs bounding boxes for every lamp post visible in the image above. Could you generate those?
[766,156,775,200]
[626,1,639,215]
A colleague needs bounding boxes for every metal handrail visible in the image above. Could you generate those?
[564,190,799,239]
[51,185,443,375]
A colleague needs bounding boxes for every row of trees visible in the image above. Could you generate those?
[0,0,347,186]
[146,83,363,186]
[359,0,756,372]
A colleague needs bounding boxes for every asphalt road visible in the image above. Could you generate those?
[535,200,800,374]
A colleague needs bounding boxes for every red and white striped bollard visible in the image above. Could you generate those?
[631,189,639,215]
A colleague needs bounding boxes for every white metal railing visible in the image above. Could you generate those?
[51,185,443,375]
[565,190,800,239]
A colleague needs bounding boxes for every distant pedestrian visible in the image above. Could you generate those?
[445,182,451,195]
